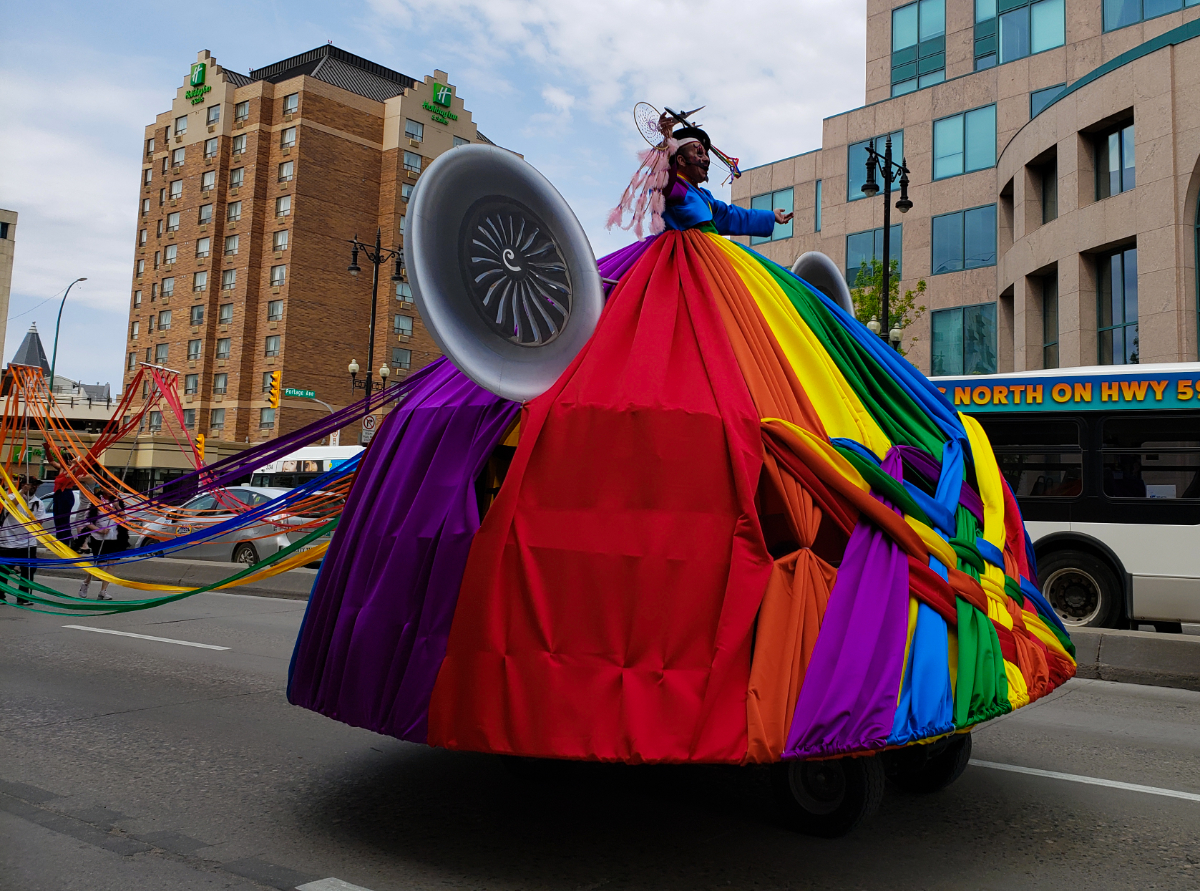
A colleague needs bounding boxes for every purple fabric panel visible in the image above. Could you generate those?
[288,360,519,743]
[598,237,658,297]
[895,444,984,524]
[782,448,912,758]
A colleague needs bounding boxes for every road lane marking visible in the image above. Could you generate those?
[62,625,229,651]
[296,880,378,891]
[972,760,1200,803]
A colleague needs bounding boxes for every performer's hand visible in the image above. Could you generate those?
[774,209,795,225]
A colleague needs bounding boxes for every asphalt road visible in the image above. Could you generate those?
[2,582,1198,891]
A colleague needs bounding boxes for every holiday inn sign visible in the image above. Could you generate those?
[186,61,211,105]
[422,81,458,124]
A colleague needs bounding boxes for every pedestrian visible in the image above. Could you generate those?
[51,465,82,545]
[0,475,47,605]
[78,492,128,601]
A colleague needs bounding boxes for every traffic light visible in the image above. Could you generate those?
[268,370,281,409]
[195,433,205,462]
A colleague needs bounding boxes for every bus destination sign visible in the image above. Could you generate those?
[936,371,1200,413]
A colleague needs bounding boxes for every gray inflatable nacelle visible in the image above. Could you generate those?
[791,251,855,316]
[407,145,605,403]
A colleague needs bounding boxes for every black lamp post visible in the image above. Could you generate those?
[860,136,913,350]
[347,228,403,401]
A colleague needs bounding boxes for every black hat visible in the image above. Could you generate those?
[671,126,711,153]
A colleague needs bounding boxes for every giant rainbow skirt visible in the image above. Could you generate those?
[288,228,1075,764]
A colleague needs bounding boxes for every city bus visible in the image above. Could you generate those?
[249,446,364,489]
[933,363,1200,630]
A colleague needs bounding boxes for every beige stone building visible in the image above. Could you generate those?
[126,45,496,448]
[0,208,16,356]
[733,1,1200,376]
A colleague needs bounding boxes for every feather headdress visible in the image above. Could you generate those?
[606,138,678,240]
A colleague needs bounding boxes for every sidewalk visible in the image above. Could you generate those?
[1070,627,1200,692]
[37,556,317,600]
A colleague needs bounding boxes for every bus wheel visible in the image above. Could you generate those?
[1040,550,1122,628]
[885,733,971,794]
[770,756,884,838]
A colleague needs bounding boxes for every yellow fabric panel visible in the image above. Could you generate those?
[762,418,873,492]
[905,516,957,568]
[960,413,1006,550]
[898,595,920,705]
[1004,659,1031,708]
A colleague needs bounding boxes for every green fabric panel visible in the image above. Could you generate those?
[752,256,948,452]
[949,537,985,573]
[1005,574,1076,658]
[831,443,932,525]
[952,505,1010,725]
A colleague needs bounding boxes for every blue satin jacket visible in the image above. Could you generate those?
[662,181,776,237]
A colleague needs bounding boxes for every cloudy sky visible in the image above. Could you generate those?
[0,0,867,389]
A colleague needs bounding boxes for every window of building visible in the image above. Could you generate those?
[190,305,204,326]
[1097,122,1136,199]
[1104,0,1200,32]
[1041,159,1058,223]
[175,115,188,135]
[1099,246,1139,365]
[265,335,281,357]
[891,0,946,96]
[213,373,228,394]
[184,373,198,394]
[975,0,1065,69]
[845,225,903,285]
[276,195,291,217]
[133,290,142,307]
[230,167,244,188]
[146,137,155,155]
[193,271,207,292]
[204,139,218,160]
[169,180,183,199]
[206,105,220,126]
[131,321,140,339]
[198,204,213,225]
[280,127,296,148]
[157,219,164,237]
[201,170,216,191]
[749,188,794,244]
[814,180,822,232]
[235,100,249,122]
[848,131,904,201]
[227,200,242,222]
[183,408,196,428]
[273,230,288,251]
[148,314,155,333]
[137,258,146,276]
[931,205,997,274]
[222,269,237,290]
[278,160,293,182]
[405,119,424,141]
[196,236,210,258]
[396,281,413,303]
[187,339,201,361]
[143,168,152,186]
[931,302,997,375]
[215,338,231,359]
[267,300,283,321]
[161,278,174,299]
[270,265,286,286]
[138,228,147,246]
[128,352,137,371]
[933,105,996,179]
[159,187,166,205]
[283,92,299,115]
[394,314,413,336]
[453,135,469,147]
[141,198,151,215]
[172,147,185,167]
[158,309,172,329]
[164,244,177,265]
[1030,83,1065,118]
[232,134,246,154]
[148,410,163,431]
[219,303,233,324]
[154,251,161,269]
[401,183,414,202]
[1042,272,1059,369]
[161,157,169,174]
[392,347,412,369]
[154,343,169,364]
[399,215,406,233]
[210,408,226,428]
[166,211,180,232]
[144,347,151,362]
[260,407,276,429]
[150,282,157,299]
[225,235,239,255]
[403,151,423,173]
[261,371,274,393]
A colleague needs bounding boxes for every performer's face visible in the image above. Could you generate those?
[677,142,710,184]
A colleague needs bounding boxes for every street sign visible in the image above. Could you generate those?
[284,387,316,399]
[329,430,340,447]
[360,429,375,444]
[362,415,377,431]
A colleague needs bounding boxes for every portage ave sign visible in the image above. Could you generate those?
[283,387,316,399]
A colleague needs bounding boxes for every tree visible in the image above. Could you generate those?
[850,259,927,357]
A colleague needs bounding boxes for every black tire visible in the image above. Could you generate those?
[232,542,260,566]
[1039,549,1123,628]
[885,733,972,794]
[140,538,166,558]
[770,756,885,838]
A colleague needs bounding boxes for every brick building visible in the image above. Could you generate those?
[734,1,1200,375]
[126,45,497,445]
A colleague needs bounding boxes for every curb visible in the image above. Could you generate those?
[1070,627,1200,692]
[37,557,315,601]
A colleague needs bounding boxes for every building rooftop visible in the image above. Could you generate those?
[9,323,50,374]
[245,45,416,103]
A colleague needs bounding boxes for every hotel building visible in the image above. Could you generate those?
[733,1,1200,375]
[126,45,495,445]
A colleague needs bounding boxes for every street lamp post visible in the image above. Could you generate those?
[860,137,912,350]
[48,277,88,402]
[346,229,403,402]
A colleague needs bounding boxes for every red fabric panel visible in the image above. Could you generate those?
[1000,476,1031,583]
[427,231,773,763]
[906,557,959,626]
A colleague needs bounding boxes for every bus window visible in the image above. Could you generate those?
[1102,416,1200,500]
[978,418,1083,498]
